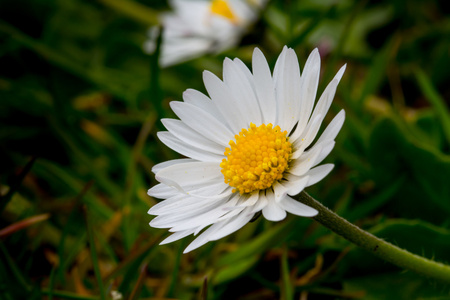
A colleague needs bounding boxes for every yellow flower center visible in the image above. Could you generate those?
[220,123,292,194]
[210,0,238,23]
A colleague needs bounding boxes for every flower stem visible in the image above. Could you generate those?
[298,191,450,283]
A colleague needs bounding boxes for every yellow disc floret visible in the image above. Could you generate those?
[210,0,238,23]
[220,123,292,194]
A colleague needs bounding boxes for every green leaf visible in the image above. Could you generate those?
[343,272,449,300]
[213,254,259,285]
[216,218,298,267]
[414,68,450,145]
[369,117,450,217]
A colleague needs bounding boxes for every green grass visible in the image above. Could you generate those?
[0,0,449,299]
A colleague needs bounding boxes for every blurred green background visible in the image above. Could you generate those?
[1,0,449,299]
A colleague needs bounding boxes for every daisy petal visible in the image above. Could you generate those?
[203,71,248,133]
[307,64,346,130]
[275,48,302,133]
[209,208,255,241]
[296,48,321,132]
[152,158,194,174]
[288,145,323,176]
[160,229,195,245]
[262,190,287,221]
[148,184,178,199]
[223,58,262,125]
[162,118,224,155]
[155,161,222,191]
[252,47,277,124]
[283,174,310,196]
[279,195,318,217]
[170,101,233,146]
[157,131,223,162]
[305,164,334,187]
[316,110,346,144]
[182,89,228,125]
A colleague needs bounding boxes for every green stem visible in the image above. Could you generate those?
[298,192,450,283]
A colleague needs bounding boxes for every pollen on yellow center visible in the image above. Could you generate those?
[210,0,238,23]
[220,123,292,194]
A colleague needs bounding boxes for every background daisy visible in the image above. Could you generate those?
[144,0,266,66]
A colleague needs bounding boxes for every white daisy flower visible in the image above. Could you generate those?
[148,46,346,253]
[144,0,266,67]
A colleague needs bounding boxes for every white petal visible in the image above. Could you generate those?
[305,164,334,187]
[279,195,318,217]
[149,192,225,216]
[182,89,228,125]
[203,70,248,133]
[275,48,302,133]
[273,46,288,86]
[209,207,255,240]
[262,190,287,221]
[157,131,223,162]
[183,222,225,253]
[296,48,321,132]
[316,110,346,144]
[155,161,222,191]
[169,195,240,231]
[170,101,233,146]
[291,114,323,159]
[232,191,260,208]
[148,184,178,199]
[159,229,195,245]
[162,118,224,155]
[273,182,288,203]
[252,47,276,124]
[223,58,262,125]
[248,191,269,214]
[308,64,346,128]
[148,193,185,215]
[312,140,335,167]
[150,197,228,228]
[283,174,310,196]
[288,145,322,176]
[152,158,194,174]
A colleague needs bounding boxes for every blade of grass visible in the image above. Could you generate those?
[48,182,94,299]
[122,114,157,251]
[0,243,32,293]
[166,239,186,297]
[213,254,259,285]
[103,232,164,282]
[414,67,450,145]
[281,245,293,300]
[356,37,396,108]
[84,205,106,300]
[217,218,298,267]
[0,213,50,238]
[199,277,208,300]
[128,262,148,300]
[97,0,159,26]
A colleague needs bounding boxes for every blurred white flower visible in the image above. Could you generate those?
[148,46,346,253]
[144,0,266,66]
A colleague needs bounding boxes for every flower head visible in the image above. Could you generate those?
[148,46,346,253]
[144,0,266,67]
